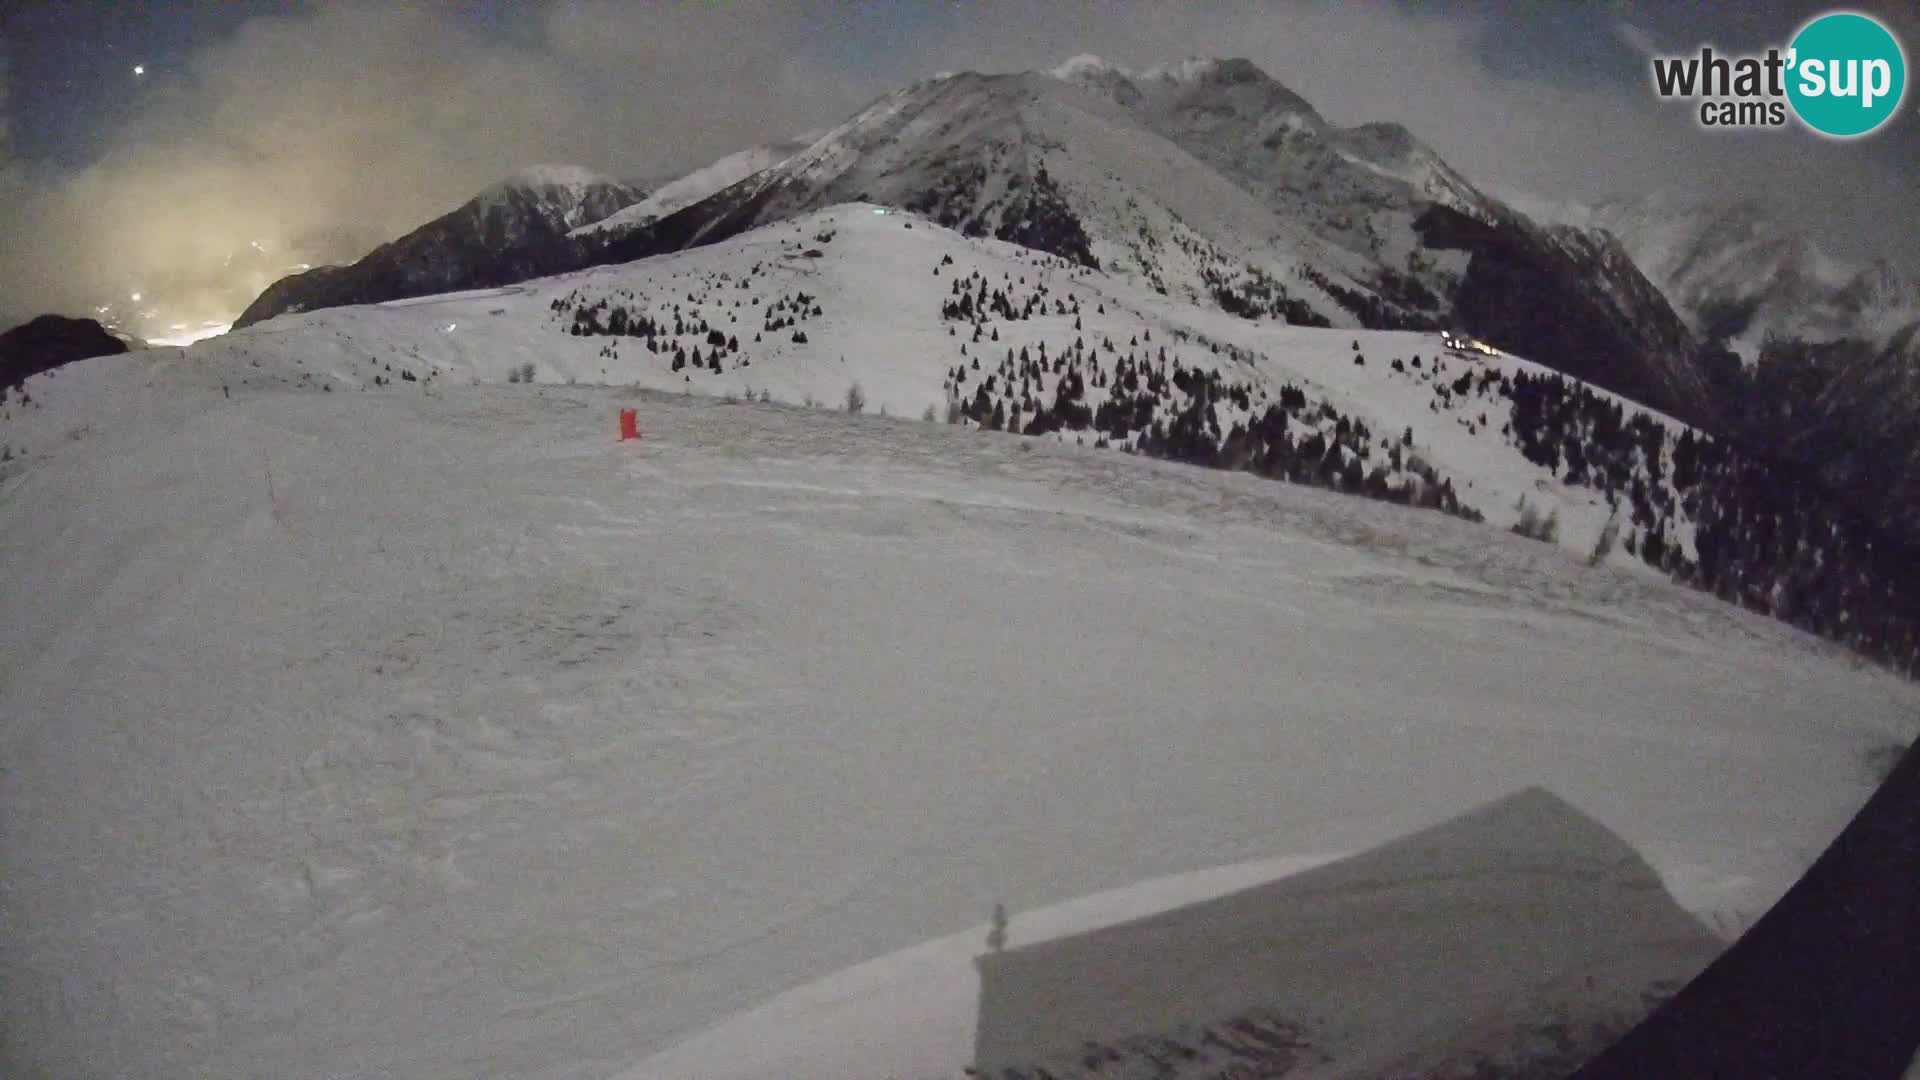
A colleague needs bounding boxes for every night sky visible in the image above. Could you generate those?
[1,1,1914,331]
[5,1,560,165]
[8,1,290,167]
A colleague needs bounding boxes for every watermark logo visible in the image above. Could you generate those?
[1650,10,1907,138]
[1787,12,1906,136]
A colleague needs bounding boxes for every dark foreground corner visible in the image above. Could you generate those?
[1573,733,1920,1079]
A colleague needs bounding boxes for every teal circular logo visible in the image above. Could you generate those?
[1786,12,1907,137]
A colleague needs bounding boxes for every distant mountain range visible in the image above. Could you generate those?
[1503,189,1920,364]
[1504,189,1920,545]
[592,57,1711,425]
[234,57,1711,427]
[218,54,1920,584]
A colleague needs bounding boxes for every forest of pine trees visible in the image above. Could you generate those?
[549,281,823,381]
[1201,264,1332,327]
[943,324,1482,525]
[1500,367,1920,675]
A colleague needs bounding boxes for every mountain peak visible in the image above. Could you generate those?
[1123,55,1322,126]
[471,165,645,230]
[1049,55,1278,91]
[1049,53,1128,81]
[493,164,620,194]
[1140,56,1263,84]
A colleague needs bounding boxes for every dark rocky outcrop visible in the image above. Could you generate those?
[0,315,130,390]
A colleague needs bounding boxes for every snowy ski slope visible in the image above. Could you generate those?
[3,205,1917,1079]
[21,204,1709,570]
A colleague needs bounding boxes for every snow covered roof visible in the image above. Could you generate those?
[973,787,1719,1072]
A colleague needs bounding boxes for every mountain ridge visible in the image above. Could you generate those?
[232,167,645,327]
[581,57,1711,423]
[234,56,1712,427]
[1504,188,1920,360]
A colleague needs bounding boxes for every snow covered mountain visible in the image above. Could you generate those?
[587,58,1710,424]
[230,57,1709,424]
[1049,54,1502,234]
[1506,189,1920,362]
[232,165,645,328]
[570,138,817,241]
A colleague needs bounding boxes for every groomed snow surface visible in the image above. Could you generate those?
[4,205,1918,1079]
[4,379,1915,1079]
